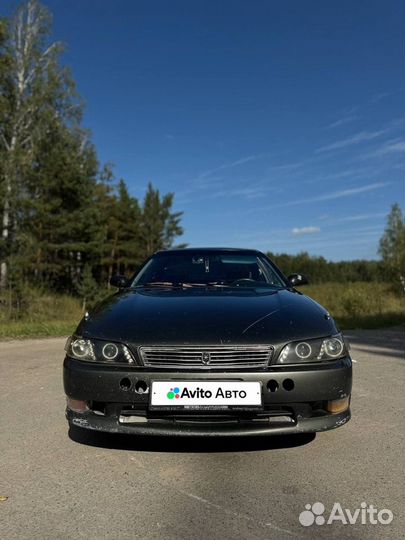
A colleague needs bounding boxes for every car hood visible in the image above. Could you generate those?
[77,288,337,346]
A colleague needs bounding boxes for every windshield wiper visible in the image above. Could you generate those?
[178,282,238,288]
[136,281,207,289]
[135,281,281,289]
[135,281,180,288]
[137,282,234,289]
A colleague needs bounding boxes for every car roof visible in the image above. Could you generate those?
[155,247,264,255]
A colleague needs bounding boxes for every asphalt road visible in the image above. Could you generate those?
[0,328,404,540]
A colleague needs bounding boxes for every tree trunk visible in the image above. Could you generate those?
[0,133,17,289]
[0,195,10,288]
[107,232,118,288]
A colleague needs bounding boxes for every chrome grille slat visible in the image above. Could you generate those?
[138,346,273,369]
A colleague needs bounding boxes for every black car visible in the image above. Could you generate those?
[64,248,352,437]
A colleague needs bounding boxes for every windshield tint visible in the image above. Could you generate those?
[132,252,285,288]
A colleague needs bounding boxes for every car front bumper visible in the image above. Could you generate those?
[63,356,352,436]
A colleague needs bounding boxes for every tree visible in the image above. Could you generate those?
[114,180,142,273]
[379,203,405,291]
[96,174,142,286]
[267,251,385,284]
[0,17,11,286]
[139,183,184,258]
[76,264,98,311]
[0,0,78,287]
[0,0,186,299]
[22,119,101,291]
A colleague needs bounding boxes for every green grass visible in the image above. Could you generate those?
[304,282,405,330]
[0,291,83,339]
[0,282,403,339]
[0,321,77,339]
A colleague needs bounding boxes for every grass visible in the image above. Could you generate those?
[0,320,77,339]
[0,290,82,339]
[304,282,405,330]
[0,282,403,339]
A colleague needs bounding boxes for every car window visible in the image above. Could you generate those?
[132,253,285,288]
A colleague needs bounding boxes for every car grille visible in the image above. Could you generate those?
[138,345,273,369]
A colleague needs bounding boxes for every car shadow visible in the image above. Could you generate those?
[346,326,404,361]
[68,426,315,452]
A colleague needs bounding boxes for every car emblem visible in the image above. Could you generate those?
[202,351,211,365]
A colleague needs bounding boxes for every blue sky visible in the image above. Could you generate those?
[3,0,404,260]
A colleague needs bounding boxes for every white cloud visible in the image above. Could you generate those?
[327,115,358,129]
[371,91,396,103]
[177,182,279,204]
[292,226,320,236]
[178,154,265,202]
[278,181,390,208]
[233,181,391,218]
[372,140,405,156]
[197,154,263,180]
[269,161,305,172]
[316,129,389,153]
[354,138,405,161]
[336,212,387,223]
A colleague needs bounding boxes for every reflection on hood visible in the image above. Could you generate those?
[77,287,337,346]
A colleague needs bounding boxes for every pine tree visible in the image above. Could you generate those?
[139,183,184,258]
[93,163,119,285]
[95,170,142,285]
[76,264,98,311]
[114,180,142,274]
[22,120,101,291]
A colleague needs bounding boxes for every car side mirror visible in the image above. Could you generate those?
[287,273,309,287]
[110,274,129,289]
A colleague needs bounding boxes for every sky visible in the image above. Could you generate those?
[2,0,404,261]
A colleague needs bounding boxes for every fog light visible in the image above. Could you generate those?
[326,396,350,414]
[119,415,148,424]
[66,397,88,413]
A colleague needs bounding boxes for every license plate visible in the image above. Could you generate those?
[150,381,262,408]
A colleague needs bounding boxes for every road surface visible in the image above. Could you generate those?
[0,328,404,540]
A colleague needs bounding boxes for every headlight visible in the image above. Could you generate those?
[323,337,344,357]
[71,338,94,359]
[65,337,135,364]
[276,334,347,364]
[102,343,119,360]
[295,342,312,359]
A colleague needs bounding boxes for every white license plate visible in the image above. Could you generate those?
[150,381,262,407]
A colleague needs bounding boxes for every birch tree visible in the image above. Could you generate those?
[0,0,76,287]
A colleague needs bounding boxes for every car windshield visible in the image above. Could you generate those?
[132,252,286,288]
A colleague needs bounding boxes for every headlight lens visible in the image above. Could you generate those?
[102,343,119,360]
[295,342,312,359]
[66,337,135,364]
[276,334,347,364]
[71,338,94,359]
[323,337,344,357]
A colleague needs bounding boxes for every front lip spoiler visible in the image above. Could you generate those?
[67,408,351,437]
